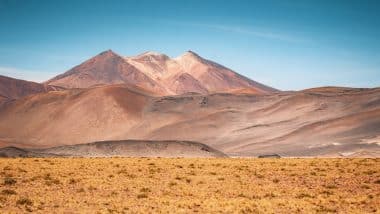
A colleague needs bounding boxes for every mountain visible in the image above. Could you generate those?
[0,84,379,157]
[0,75,62,102]
[1,50,379,157]
[46,50,277,95]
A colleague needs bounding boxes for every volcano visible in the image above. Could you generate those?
[46,50,277,95]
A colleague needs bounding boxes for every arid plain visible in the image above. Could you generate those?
[0,158,379,213]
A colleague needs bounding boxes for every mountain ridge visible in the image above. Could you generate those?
[0,75,63,102]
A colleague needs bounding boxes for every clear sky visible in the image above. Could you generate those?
[0,0,379,90]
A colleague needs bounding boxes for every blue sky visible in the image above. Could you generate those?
[0,0,379,90]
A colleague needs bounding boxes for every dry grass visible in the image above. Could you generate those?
[0,158,378,213]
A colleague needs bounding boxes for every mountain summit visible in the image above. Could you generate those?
[47,50,277,95]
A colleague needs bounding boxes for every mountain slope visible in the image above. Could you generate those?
[0,75,61,102]
[0,84,151,148]
[0,85,379,157]
[47,50,277,95]
[173,51,277,93]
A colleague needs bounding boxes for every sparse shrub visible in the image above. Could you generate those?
[4,177,16,185]
[117,169,127,174]
[45,178,60,186]
[364,170,376,175]
[126,174,137,179]
[69,178,77,184]
[140,187,150,193]
[264,192,276,198]
[317,205,337,213]
[29,176,40,182]
[321,190,334,195]
[256,174,264,179]
[0,196,6,203]
[1,189,16,195]
[272,178,279,183]
[43,173,51,180]
[296,193,313,198]
[168,181,177,187]
[18,168,27,173]
[16,197,33,206]
[361,184,371,189]
[187,171,196,176]
[88,185,97,191]
[137,193,148,199]
[3,166,11,171]
[324,184,337,189]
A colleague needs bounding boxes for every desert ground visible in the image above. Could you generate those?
[0,158,378,213]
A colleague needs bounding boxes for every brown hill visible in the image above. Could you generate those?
[46,50,277,95]
[0,140,227,158]
[0,146,57,157]
[0,85,379,157]
[0,84,151,148]
[0,75,62,102]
